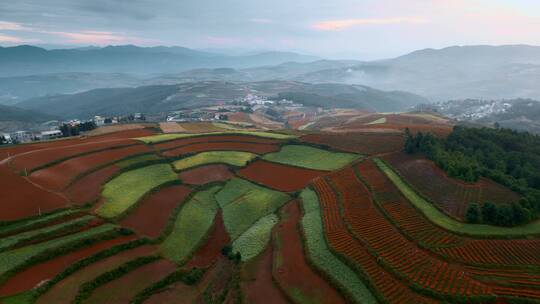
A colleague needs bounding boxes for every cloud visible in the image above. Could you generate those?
[0,33,34,43]
[0,21,30,31]
[250,18,273,24]
[49,30,129,44]
[312,17,429,31]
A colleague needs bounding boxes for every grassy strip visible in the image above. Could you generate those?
[172,151,257,171]
[131,267,205,304]
[215,178,290,240]
[0,215,95,252]
[0,209,84,237]
[299,188,377,304]
[0,224,121,284]
[29,238,148,301]
[232,213,278,261]
[115,153,163,169]
[73,255,160,304]
[263,145,360,171]
[160,186,220,263]
[375,158,540,237]
[96,163,178,219]
[136,131,296,144]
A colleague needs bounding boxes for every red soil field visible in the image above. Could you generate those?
[85,259,177,304]
[119,185,192,239]
[29,144,151,191]
[153,134,282,151]
[273,200,345,304]
[36,244,157,304]
[329,167,491,297]
[0,163,69,221]
[300,132,405,155]
[185,211,230,269]
[162,141,280,157]
[238,160,326,192]
[312,177,438,303]
[227,112,253,124]
[383,153,520,219]
[10,139,137,173]
[179,164,234,185]
[0,235,138,297]
[240,245,288,304]
[64,165,120,206]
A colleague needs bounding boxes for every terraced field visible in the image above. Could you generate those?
[1,123,540,304]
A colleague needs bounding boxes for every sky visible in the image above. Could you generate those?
[0,0,539,59]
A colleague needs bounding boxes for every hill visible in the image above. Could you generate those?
[0,45,319,77]
[16,81,428,119]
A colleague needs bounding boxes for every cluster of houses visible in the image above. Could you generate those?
[1,113,146,145]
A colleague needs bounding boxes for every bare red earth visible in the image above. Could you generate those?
[0,163,69,221]
[119,185,192,238]
[0,235,138,297]
[154,135,282,151]
[85,259,177,304]
[162,142,279,157]
[238,160,326,192]
[64,165,120,206]
[10,139,137,172]
[179,164,234,185]
[273,200,346,303]
[240,244,288,304]
[29,144,151,191]
[301,132,405,155]
[185,210,230,269]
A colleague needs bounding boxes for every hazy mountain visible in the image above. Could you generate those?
[424,98,540,134]
[17,81,427,119]
[0,45,319,77]
[0,104,58,133]
[294,45,540,101]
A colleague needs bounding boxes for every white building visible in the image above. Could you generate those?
[10,131,34,143]
[93,116,106,126]
[39,130,63,141]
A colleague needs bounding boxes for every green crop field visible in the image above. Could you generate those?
[375,158,540,237]
[160,186,220,263]
[263,145,360,171]
[232,213,278,261]
[215,178,290,240]
[0,209,82,237]
[136,131,296,144]
[173,151,256,171]
[0,215,95,251]
[0,224,117,277]
[96,164,178,219]
[115,154,163,168]
[300,188,376,304]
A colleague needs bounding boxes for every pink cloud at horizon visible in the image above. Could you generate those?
[312,17,429,31]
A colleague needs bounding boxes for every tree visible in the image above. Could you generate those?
[495,205,514,226]
[511,202,526,225]
[0,135,6,145]
[465,203,481,223]
[482,202,497,224]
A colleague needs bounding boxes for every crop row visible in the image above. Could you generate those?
[163,141,280,157]
[328,167,492,297]
[299,188,377,304]
[232,213,278,261]
[153,134,284,151]
[263,145,360,171]
[137,130,295,144]
[311,178,437,303]
[172,151,257,171]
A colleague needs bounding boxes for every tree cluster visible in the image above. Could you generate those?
[405,126,540,226]
[0,135,7,145]
[59,121,97,137]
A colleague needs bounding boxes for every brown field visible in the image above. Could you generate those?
[185,211,230,269]
[64,165,120,206]
[159,122,187,133]
[177,122,224,133]
[0,163,69,221]
[162,141,279,157]
[301,132,405,155]
[36,245,157,304]
[29,144,151,191]
[0,235,138,297]
[154,134,282,151]
[119,185,192,238]
[179,164,234,185]
[85,259,177,304]
[273,200,345,304]
[240,244,288,304]
[383,152,520,219]
[84,124,155,136]
[238,160,326,192]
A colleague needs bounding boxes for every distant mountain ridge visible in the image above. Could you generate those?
[0,45,320,77]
